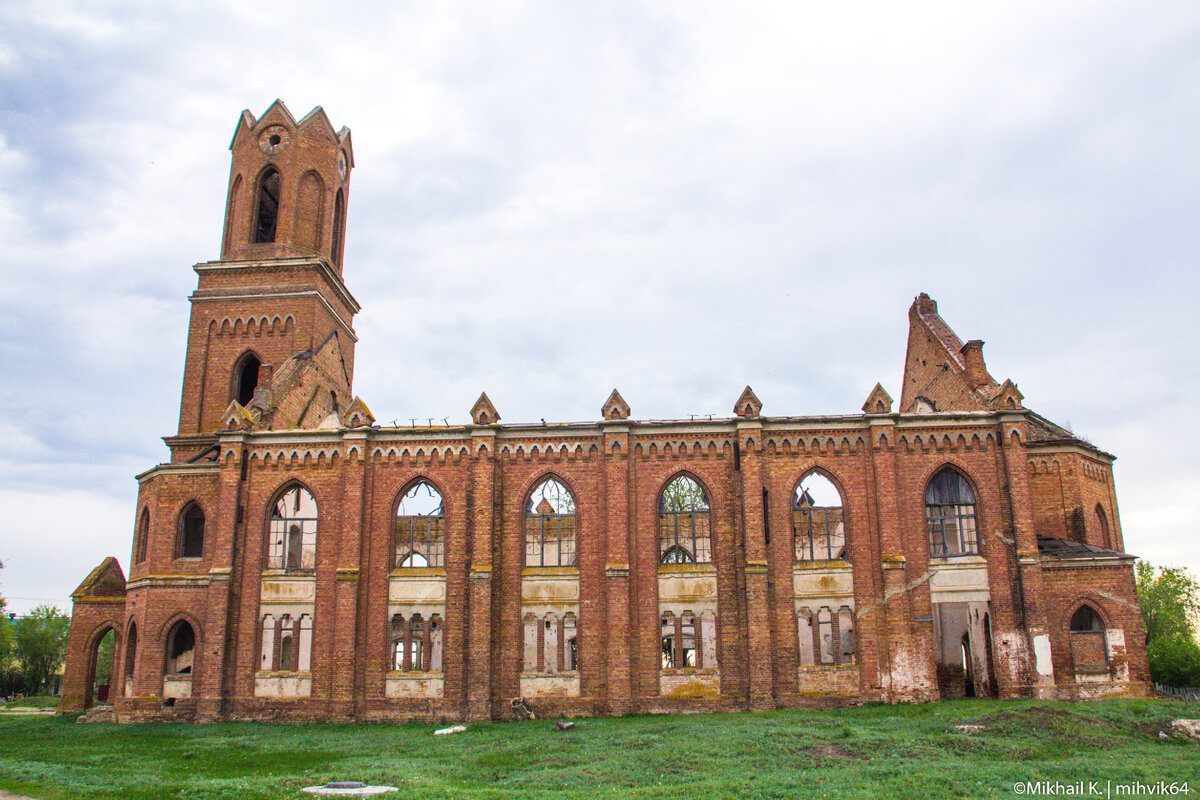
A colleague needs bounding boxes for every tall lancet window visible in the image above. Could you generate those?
[254,167,282,243]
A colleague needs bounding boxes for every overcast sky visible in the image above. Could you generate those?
[1,1,1197,616]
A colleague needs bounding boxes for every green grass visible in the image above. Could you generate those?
[0,695,59,709]
[0,699,1197,799]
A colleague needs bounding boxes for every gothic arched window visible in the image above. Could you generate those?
[235,352,261,407]
[134,507,149,565]
[269,486,317,571]
[925,468,978,557]
[253,167,281,243]
[331,187,346,266]
[178,502,205,559]
[793,472,846,561]
[165,620,196,675]
[1069,604,1108,672]
[395,481,444,568]
[658,475,711,564]
[524,477,576,567]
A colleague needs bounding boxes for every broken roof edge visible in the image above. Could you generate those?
[1037,536,1136,562]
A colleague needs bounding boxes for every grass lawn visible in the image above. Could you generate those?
[0,696,60,710]
[0,699,1197,799]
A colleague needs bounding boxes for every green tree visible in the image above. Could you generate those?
[0,560,13,692]
[1135,561,1200,686]
[12,605,70,695]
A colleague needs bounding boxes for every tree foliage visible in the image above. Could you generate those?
[0,560,12,691]
[1135,560,1200,687]
[12,605,70,695]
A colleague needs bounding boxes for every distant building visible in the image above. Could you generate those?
[61,102,1149,721]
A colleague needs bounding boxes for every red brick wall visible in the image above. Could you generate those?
[80,412,1149,722]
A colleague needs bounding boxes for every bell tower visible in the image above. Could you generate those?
[174,101,360,445]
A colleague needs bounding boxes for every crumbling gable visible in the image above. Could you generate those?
[253,331,353,430]
[71,556,127,600]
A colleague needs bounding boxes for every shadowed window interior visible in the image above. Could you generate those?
[395,481,444,568]
[236,353,261,407]
[524,478,576,567]
[659,475,711,564]
[178,502,205,558]
[925,469,978,557]
[253,167,281,243]
[165,621,195,675]
[793,472,846,561]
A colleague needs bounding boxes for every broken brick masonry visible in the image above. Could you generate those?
[60,102,1150,722]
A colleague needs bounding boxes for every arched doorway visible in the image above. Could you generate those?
[163,620,197,705]
[85,627,116,708]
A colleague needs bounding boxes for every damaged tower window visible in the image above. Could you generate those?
[235,353,261,407]
[659,475,711,564]
[165,621,195,675]
[253,167,281,243]
[178,502,205,559]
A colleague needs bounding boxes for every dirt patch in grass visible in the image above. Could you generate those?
[1133,719,1176,739]
[804,744,864,760]
[981,704,1112,730]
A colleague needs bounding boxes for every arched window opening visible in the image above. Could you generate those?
[269,486,317,571]
[659,475,711,564]
[395,481,444,568]
[236,353,261,407]
[524,477,576,567]
[925,469,978,557]
[165,621,196,675]
[331,187,345,265]
[253,167,281,243]
[1095,504,1111,548]
[134,508,149,564]
[178,503,205,559]
[279,633,295,672]
[1069,604,1109,672]
[563,614,578,671]
[793,472,846,561]
[123,622,138,697]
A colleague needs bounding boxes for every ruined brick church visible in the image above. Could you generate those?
[61,102,1150,721]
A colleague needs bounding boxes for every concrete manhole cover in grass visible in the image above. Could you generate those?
[300,781,399,796]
